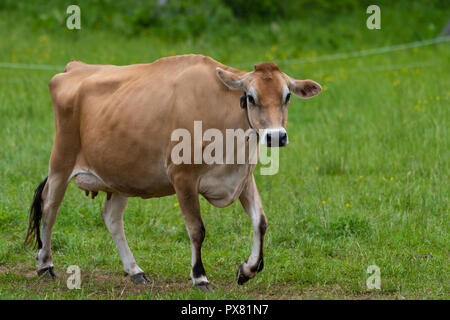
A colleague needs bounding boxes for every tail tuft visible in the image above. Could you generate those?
[24,177,48,249]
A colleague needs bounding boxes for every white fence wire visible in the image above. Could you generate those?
[0,36,448,73]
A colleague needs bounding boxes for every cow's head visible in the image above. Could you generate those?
[216,62,321,147]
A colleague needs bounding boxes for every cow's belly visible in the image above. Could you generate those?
[198,164,255,208]
[71,148,175,198]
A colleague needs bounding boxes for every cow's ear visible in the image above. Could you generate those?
[216,67,246,91]
[287,78,322,99]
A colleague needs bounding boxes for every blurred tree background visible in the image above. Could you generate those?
[1,0,448,48]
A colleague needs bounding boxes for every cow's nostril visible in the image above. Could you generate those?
[279,132,288,147]
[266,133,272,146]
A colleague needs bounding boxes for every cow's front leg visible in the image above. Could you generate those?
[237,174,267,285]
[172,176,211,291]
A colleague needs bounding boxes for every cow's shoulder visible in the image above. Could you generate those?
[167,55,244,95]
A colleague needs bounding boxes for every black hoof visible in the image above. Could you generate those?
[37,266,57,279]
[195,281,214,292]
[131,272,149,284]
[236,264,251,285]
[256,258,264,273]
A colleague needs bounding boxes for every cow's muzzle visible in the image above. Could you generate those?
[260,128,289,147]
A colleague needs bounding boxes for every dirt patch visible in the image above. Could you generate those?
[0,263,401,300]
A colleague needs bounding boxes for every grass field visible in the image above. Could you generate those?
[0,2,449,299]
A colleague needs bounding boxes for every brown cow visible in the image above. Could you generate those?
[24,54,321,290]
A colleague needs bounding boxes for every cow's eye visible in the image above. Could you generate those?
[248,95,255,105]
[285,93,291,104]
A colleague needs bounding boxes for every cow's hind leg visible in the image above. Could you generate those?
[101,193,148,284]
[237,175,267,285]
[24,171,71,278]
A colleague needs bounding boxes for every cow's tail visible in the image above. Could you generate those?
[24,177,48,249]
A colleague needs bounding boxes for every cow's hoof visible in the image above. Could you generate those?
[236,264,251,285]
[195,281,214,292]
[131,272,149,284]
[37,266,57,279]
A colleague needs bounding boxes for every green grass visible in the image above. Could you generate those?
[0,3,449,299]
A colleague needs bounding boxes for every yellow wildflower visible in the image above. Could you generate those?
[324,75,334,83]
[265,52,274,60]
